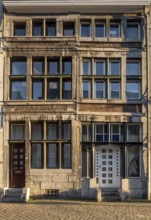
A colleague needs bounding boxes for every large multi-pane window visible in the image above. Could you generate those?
[32,57,72,100]
[10,58,27,100]
[110,124,123,142]
[31,121,71,169]
[82,58,121,99]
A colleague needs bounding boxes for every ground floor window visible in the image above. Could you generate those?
[127,146,140,177]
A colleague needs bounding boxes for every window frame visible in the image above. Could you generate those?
[95,21,106,38]
[126,124,142,142]
[95,124,108,142]
[13,22,26,36]
[126,21,140,41]
[109,21,121,38]
[126,59,141,76]
[32,20,43,36]
[126,80,141,100]
[80,21,91,38]
[109,80,121,99]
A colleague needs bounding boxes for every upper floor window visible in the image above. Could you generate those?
[32,21,43,36]
[109,60,121,75]
[11,58,27,75]
[81,20,91,37]
[32,58,44,75]
[94,59,106,75]
[126,81,141,100]
[127,21,140,40]
[14,22,26,36]
[95,20,105,38]
[83,59,91,75]
[126,59,141,76]
[46,20,56,36]
[109,21,120,38]
[63,22,75,36]
[127,124,142,142]
[110,124,123,142]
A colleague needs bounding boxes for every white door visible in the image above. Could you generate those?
[96,146,120,188]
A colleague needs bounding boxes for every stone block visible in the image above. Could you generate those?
[61,182,73,189]
[41,182,56,190]
[68,175,77,182]
[89,178,97,188]
[60,174,69,183]
[52,175,61,182]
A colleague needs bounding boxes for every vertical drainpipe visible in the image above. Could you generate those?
[145,6,150,200]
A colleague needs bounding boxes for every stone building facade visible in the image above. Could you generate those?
[1,0,151,200]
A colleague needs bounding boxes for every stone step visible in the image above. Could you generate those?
[102,196,121,202]
[6,188,22,193]
[5,192,21,197]
[101,188,119,192]
[3,196,21,203]
[102,191,119,197]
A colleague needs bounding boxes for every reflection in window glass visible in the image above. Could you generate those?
[32,21,43,36]
[33,81,43,100]
[62,144,71,168]
[83,81,91,98]
[62,80,72,99]
[31,144,43,168]
[11,81,26,100]
[63,60,72,75]
[128,146,140,177]
[110,81,120,99]
[83,60,91,75]
[95,124,107,142]
[127,124,141,142]
[110,124,121,142]
[126,81,140,99]
[14,23,26,36]
[126,60,140,76]
[110,24,120,37]
[82,124,92,142]
[48,59,59,75]
[47,144,58,168]
[33,60,44,75]
[48,80,59,99]
[62,123,71,140]
[11,60,26,75]
[81,23,91,37]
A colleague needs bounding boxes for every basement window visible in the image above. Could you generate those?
[45,190,59,198]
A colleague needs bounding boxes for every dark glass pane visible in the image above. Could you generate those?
[63,60,72,75]
[110,24,120,37]
[127,125,140,142]
[63,23,74,36]
[32,124,42,140]
[11,81,26,100]
[14,23,26,36]
[95,61,106,75]
[47,123,58,140]
[81,23,91,37]
[82,124,92,142]
[11,60,26,75]
[110,61,120,75]
[47,144,58,168]
[62,123,71,140]
[110,82,120,99]
[127,25,139,39]
[83,81,91,98]
[31,144,43,168]
[82,149,87,177]
[96,135,103,142]
[32,22,43,36]
[95,24,105,37]
[48,60,59,75]
[33,81,43,100]
[127,61,140,75]
[46,22,56,36]
[11,124,25,140]
[126,82,140,99]
[95,82,105,98]
[48,80,59,99]
[83,61,91,75]
[62,144,71,168]
[128,146,139,177]
[62,80,72,99]
[33,60,44,75]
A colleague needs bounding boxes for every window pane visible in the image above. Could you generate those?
[62,144,71,168]
[95,81,106,98]
[11,124,25,140]
[14,23,26,36]
[63,23,74,36]
[62,59,72,75]
[48,59,59,75]
[32,124,42,140]
[83,60,91,75]
[110,24,120,37]
[31,144,43,168]
[127,24,139,40]
[126,61,140,76]
[110,124,120,142]
[32,21,43,36]
[48,80,59,99]
[47,123,58,140]
[47,144,58,168]
[81,23,91,37]
[83,81,91,98]
[46,21,56,36]
[95,23,105,37]
[94,60,106,75]
[62,123,71,140]
[33,60,44,75]
[127,125,141,142]
[82,124,92,142]
[62,80,72,99]
[11,81,26,100]
[32,81,43,100]
[110,81,120,99]
[110,61,120,75]
[128,146,140,177]
[11,60,26,75]
[126,82,140,99]
[95,124,107,142]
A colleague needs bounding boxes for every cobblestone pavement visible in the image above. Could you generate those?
[0,200,151,220]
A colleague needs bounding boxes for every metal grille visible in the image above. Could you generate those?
[45,189,59,198]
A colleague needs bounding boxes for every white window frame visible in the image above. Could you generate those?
[95,124,107,142]
[126,81,141,100]
[94,59,106,75]
[126,59,141,76]
[109,22,120,38]
[95,22,105,38]
[127,22,140,40]
[94,80,106,99]
[109,80,121,99]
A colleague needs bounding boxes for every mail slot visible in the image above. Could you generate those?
[15,171,22,174]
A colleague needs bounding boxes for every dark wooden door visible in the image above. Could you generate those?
[10,144,25,188]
